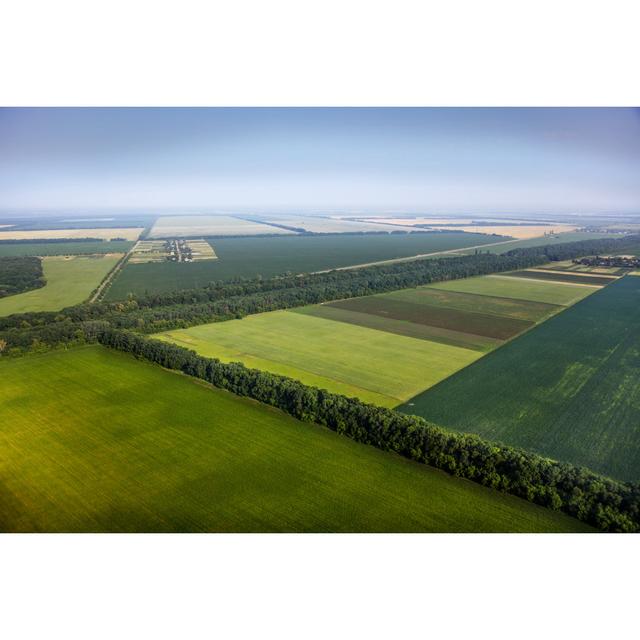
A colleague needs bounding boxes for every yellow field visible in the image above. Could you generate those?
[358,217,476,226]
[430,224,578,239]
[0,227,143,241]
[149,215,296,238]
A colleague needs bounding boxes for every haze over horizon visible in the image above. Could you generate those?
[1,107,639,215]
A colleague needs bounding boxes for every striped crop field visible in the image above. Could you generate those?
[156,264,614,408]
[398,275,640,483]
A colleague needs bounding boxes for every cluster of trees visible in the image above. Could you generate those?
[0,256,46,298]
[506,233,640,261]
[97,328,640,533]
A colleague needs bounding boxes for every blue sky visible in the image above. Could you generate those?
[1,107,639,214]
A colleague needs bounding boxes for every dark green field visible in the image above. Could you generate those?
[294,303,501,351]
[325,295,534,340]
[0,345,591,532]
[379,286,561,321]
[104,232,499,299]
[507,269,617,286]
[0,240,133,257]
[399,275,640,482]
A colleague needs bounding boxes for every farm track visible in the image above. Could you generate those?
[90,241,138,302]
[309,238,522,273]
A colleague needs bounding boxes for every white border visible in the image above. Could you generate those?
[1,0,639,106]
[1,534,638,639]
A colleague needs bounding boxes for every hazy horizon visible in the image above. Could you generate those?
[2,107,639,215]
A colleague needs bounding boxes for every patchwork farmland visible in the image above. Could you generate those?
[398,274,640,483]
[128,239,218,263]
[0,346,590,533]
[155,265,610,407]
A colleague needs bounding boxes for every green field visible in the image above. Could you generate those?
[0,240,133,257]
[0,254,120,316]
[429,274,596,305]
[398,276,640,483]
[324,295,534,340]
[0,346,591,532]
[380,286,561,321]
[155,310,483,407]
[104,232,501,299]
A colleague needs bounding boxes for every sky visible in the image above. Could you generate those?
[1,107,639,215]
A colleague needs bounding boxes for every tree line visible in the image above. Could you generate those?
[0,256,45,298]
[96,327,640,533]
[0,237,106,245]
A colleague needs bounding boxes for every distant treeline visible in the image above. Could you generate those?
[0,237,105,244]
[505,234,640,260]
[0,256,45,298]
[2,233,639,350]
[96,328,640,532]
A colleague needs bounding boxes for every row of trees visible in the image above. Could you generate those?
[0,237,105,245]
[0,256,45,298]
[97,328,640,533]
[505,233,640,261]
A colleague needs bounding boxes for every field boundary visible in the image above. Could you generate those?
[90,245,137,302]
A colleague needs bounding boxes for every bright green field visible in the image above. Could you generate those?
[155,311,482,407]
[0,254,121,316]
[399,276,640,483]
[429,274,595,306]
[0,346,591,532]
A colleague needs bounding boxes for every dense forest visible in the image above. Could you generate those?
[96,328,640,533]
[0,256,45,298]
